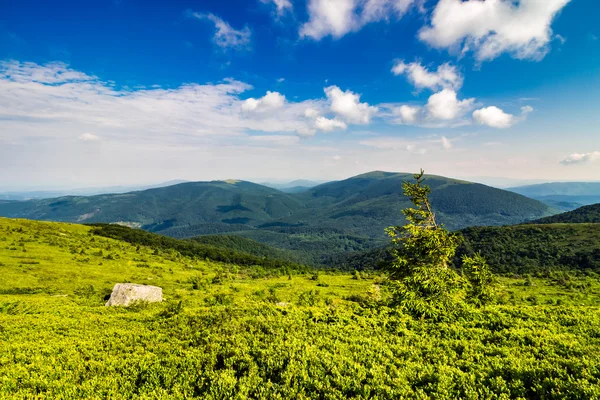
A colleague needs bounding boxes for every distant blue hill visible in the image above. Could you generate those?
[507,182,600,211]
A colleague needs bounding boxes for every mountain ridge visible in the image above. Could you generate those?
[0,171,556,266]
[507,182,600,211]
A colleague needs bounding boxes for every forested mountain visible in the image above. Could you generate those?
[458,223,600,274]
[530,203,600,224]
[507,182,600,211]
[0,171,556,265]
[261,179,324,193]
[336,222,600,274]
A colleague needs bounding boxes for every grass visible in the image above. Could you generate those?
[2,217,600,398]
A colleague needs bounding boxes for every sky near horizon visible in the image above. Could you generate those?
[0,0,599,189]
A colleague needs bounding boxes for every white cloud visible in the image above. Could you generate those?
[419,0,571,61]
[560,152,600,166]
[473,105,533,128]
[521,105,534,115]
[0,61,331,143]
[391,61,463,91]
[300,0,416,40]
[261,0,293,15]
[473,106,514,128]
[3,61,95,84]
[359,138,427,154]
[332,155,342,161]
[304,108,320,118]
[78,133,100,142]
[1,61,391,153]
[242,91,286,112]
[295,126,317,137]
[325,85,377,124]
[248,135,300,146]
[396,105,421,124]
[406,144,427,155]
[441,136,452,150]
[384,104,422,124]
[315,116,347,132]
[426,88,474,121]
[189,12,251,50]
[555,34,566,44]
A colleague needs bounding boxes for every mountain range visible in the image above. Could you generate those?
[0,171,556,265]
[0,180,189,201]
[260,179,325,193]
[507,182,600,211]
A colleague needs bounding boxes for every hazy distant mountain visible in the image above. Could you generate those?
[0,180,189,201]
[507,182,600,211]
[261,179,326,193]
[0,171,556,265]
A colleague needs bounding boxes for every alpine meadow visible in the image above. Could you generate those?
[2,0,600,398]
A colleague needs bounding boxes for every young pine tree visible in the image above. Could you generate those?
[385,170,463,318]
[461,252,495,306]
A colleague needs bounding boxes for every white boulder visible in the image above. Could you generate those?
[105,283,163,307]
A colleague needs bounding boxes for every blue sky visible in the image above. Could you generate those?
[0,0,599,189]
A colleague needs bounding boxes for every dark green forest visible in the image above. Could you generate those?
[530,203,600,224]
[333,221,600,275]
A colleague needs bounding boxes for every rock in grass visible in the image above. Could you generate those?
[105,283,163,307]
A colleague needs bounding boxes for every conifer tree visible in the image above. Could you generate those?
[385,170,463,318]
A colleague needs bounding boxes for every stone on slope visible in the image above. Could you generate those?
[105,283,163,307]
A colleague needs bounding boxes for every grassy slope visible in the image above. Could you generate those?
[2,217,600,398]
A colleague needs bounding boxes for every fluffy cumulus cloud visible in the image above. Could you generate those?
[560,152,600,166]
[325,85,377,124]
[304,108,320,118]
[472,106,514,128]
[419,0,571,61]
[315,116,347,132]
[188,12,251,50]
[426,88,474,121]
[473,105,533,128]
[300,0,416,40]
[392,61,463,91]
[242,91,286,112]
[394,105,421,124]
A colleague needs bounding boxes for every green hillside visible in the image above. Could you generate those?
[189,234,299,261]
[530,203,600,224]
[335,222,600,275]
[0,172,556,267]
[88,223,308,273]
[3,217,600,398]
[0,180,305,229]
[458,223,600,274]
